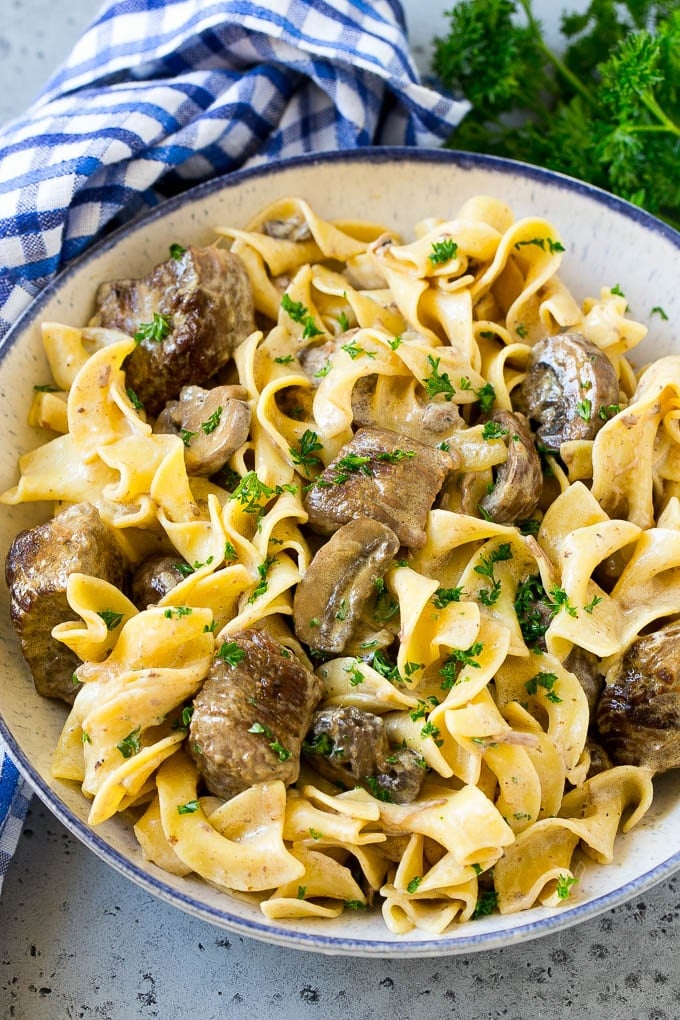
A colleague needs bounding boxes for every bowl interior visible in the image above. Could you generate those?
[2,148,680,956]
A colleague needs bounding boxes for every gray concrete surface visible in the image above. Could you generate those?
[1,2,677,1018]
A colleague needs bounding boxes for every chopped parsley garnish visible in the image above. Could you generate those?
[344,662,365,686]
[598,403,621,421]
[126,387,144,411]
[163,606,193,618]
[420,720,443,746]
[33,383,58,392]
[472,889,498,919]
[337,311,350,331]
[407,876,423,893]
[422,355,456,401]
[248,721,292,761]
[134,312,172,345]
[364,776,394,803]
[651,306,668,320]
[97,609,124,631]
[169,243,186,260]
[388,335,402,350]
[290,429,323,474]
[229,471,277,516]
[525,671,562,703]
[329,453,372,484]
[514,237,565,254]
[217,641,246,667]
[376,448,417,463]
[341,340,376,360]
[549,585,578,618]
[201,407,222,434]
[515,323,529,339]
[482,420,509,441]
[280,292,323,338]
[274,354,295,364]
[429,237,459,264]
[302,732,335,757]
[309,827,324,840]
[297,885,307,900]
[440,642,484,689]
[575,398,592,422]
[432,586,465,608]
[177,800,200,815]
[116,727,141,759]
[371,650,401,683]
[474,542,513,606]
[180,428,197,447]
[556,874,578,900]
[247,557,274,604]
[314,360,331,378]
[224,541,238,562]
[583,594,603,614]
[610,283,625,297]
[475,382,496,413]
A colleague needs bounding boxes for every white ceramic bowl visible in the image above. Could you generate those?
[2,149,680,957]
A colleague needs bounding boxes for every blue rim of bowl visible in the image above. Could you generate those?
[2,146,680,956]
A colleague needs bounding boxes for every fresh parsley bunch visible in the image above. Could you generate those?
[432,0,680,229]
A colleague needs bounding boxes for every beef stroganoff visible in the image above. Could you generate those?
[5,192,677,934]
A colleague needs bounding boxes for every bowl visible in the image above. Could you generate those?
[2,148,680,957]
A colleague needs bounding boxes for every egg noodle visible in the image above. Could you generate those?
[7,192,679,934]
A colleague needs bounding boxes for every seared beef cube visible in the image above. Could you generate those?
[304,427,456,549]
[189,628,323,800]
[596,620,680,773]
[92,245,255,416]
[5,502,127,703]
[304,706,426,804]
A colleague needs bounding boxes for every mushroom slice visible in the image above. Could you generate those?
[515,331,619,449]
[596,619,680,773]
[293,517,400,653]
[154,384,251,476]
[478,410,542,524]
[304,706,427,804]
[130,554,188,609]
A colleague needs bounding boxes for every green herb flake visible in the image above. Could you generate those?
[556,874,578,900]
[169,243,186,260]
[274,354,295,364]
[134,312,172,345]
[525,671,562,704]
[116,727,141,759]
[201,407,223,434]
[423,354,456,401]
[177,800,200,815]
[472,889,498,919]
[576,398,592,422]
[429,237,459,265]
[98,609,124,631]
[407,876,423,893]
[432,586,465,608]
[217,641,246,667]
[482,420,509,441]
[290,429,323,474]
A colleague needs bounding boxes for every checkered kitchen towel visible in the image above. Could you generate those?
[0,0,467,891]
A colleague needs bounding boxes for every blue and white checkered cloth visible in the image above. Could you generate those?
[0,0,467,892]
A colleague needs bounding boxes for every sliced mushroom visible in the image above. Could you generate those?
[304,705,427,803]
[293,517,400,653]
[596,619,680,772]
[154,384,251,476]
[515,331,619,449]
[130,554,187,609]
[563,645,604,715]
[304,426,458,549]
[478,410,542,524]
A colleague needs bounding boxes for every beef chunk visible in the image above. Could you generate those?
[596,620,680,772]
[5,503,127,703]
[92,245,255,416]
[189,628,323,800]
[303,427,457,549]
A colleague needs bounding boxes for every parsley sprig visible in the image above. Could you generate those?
[432,0,680,229]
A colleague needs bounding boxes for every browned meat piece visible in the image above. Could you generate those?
[189,628,323,800]
[596,620,680,772]
[515,332,620,450]
[92,245,255,415]
[304,706,427,804]
[5,503,127,703]
[478,410,542,524]
[293,517,399,653]
[585,736,613,778]
[129,554,187,608]
[154,383,251,476]
[304,427,457,549]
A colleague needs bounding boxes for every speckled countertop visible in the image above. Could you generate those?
[2,3,679,1018]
